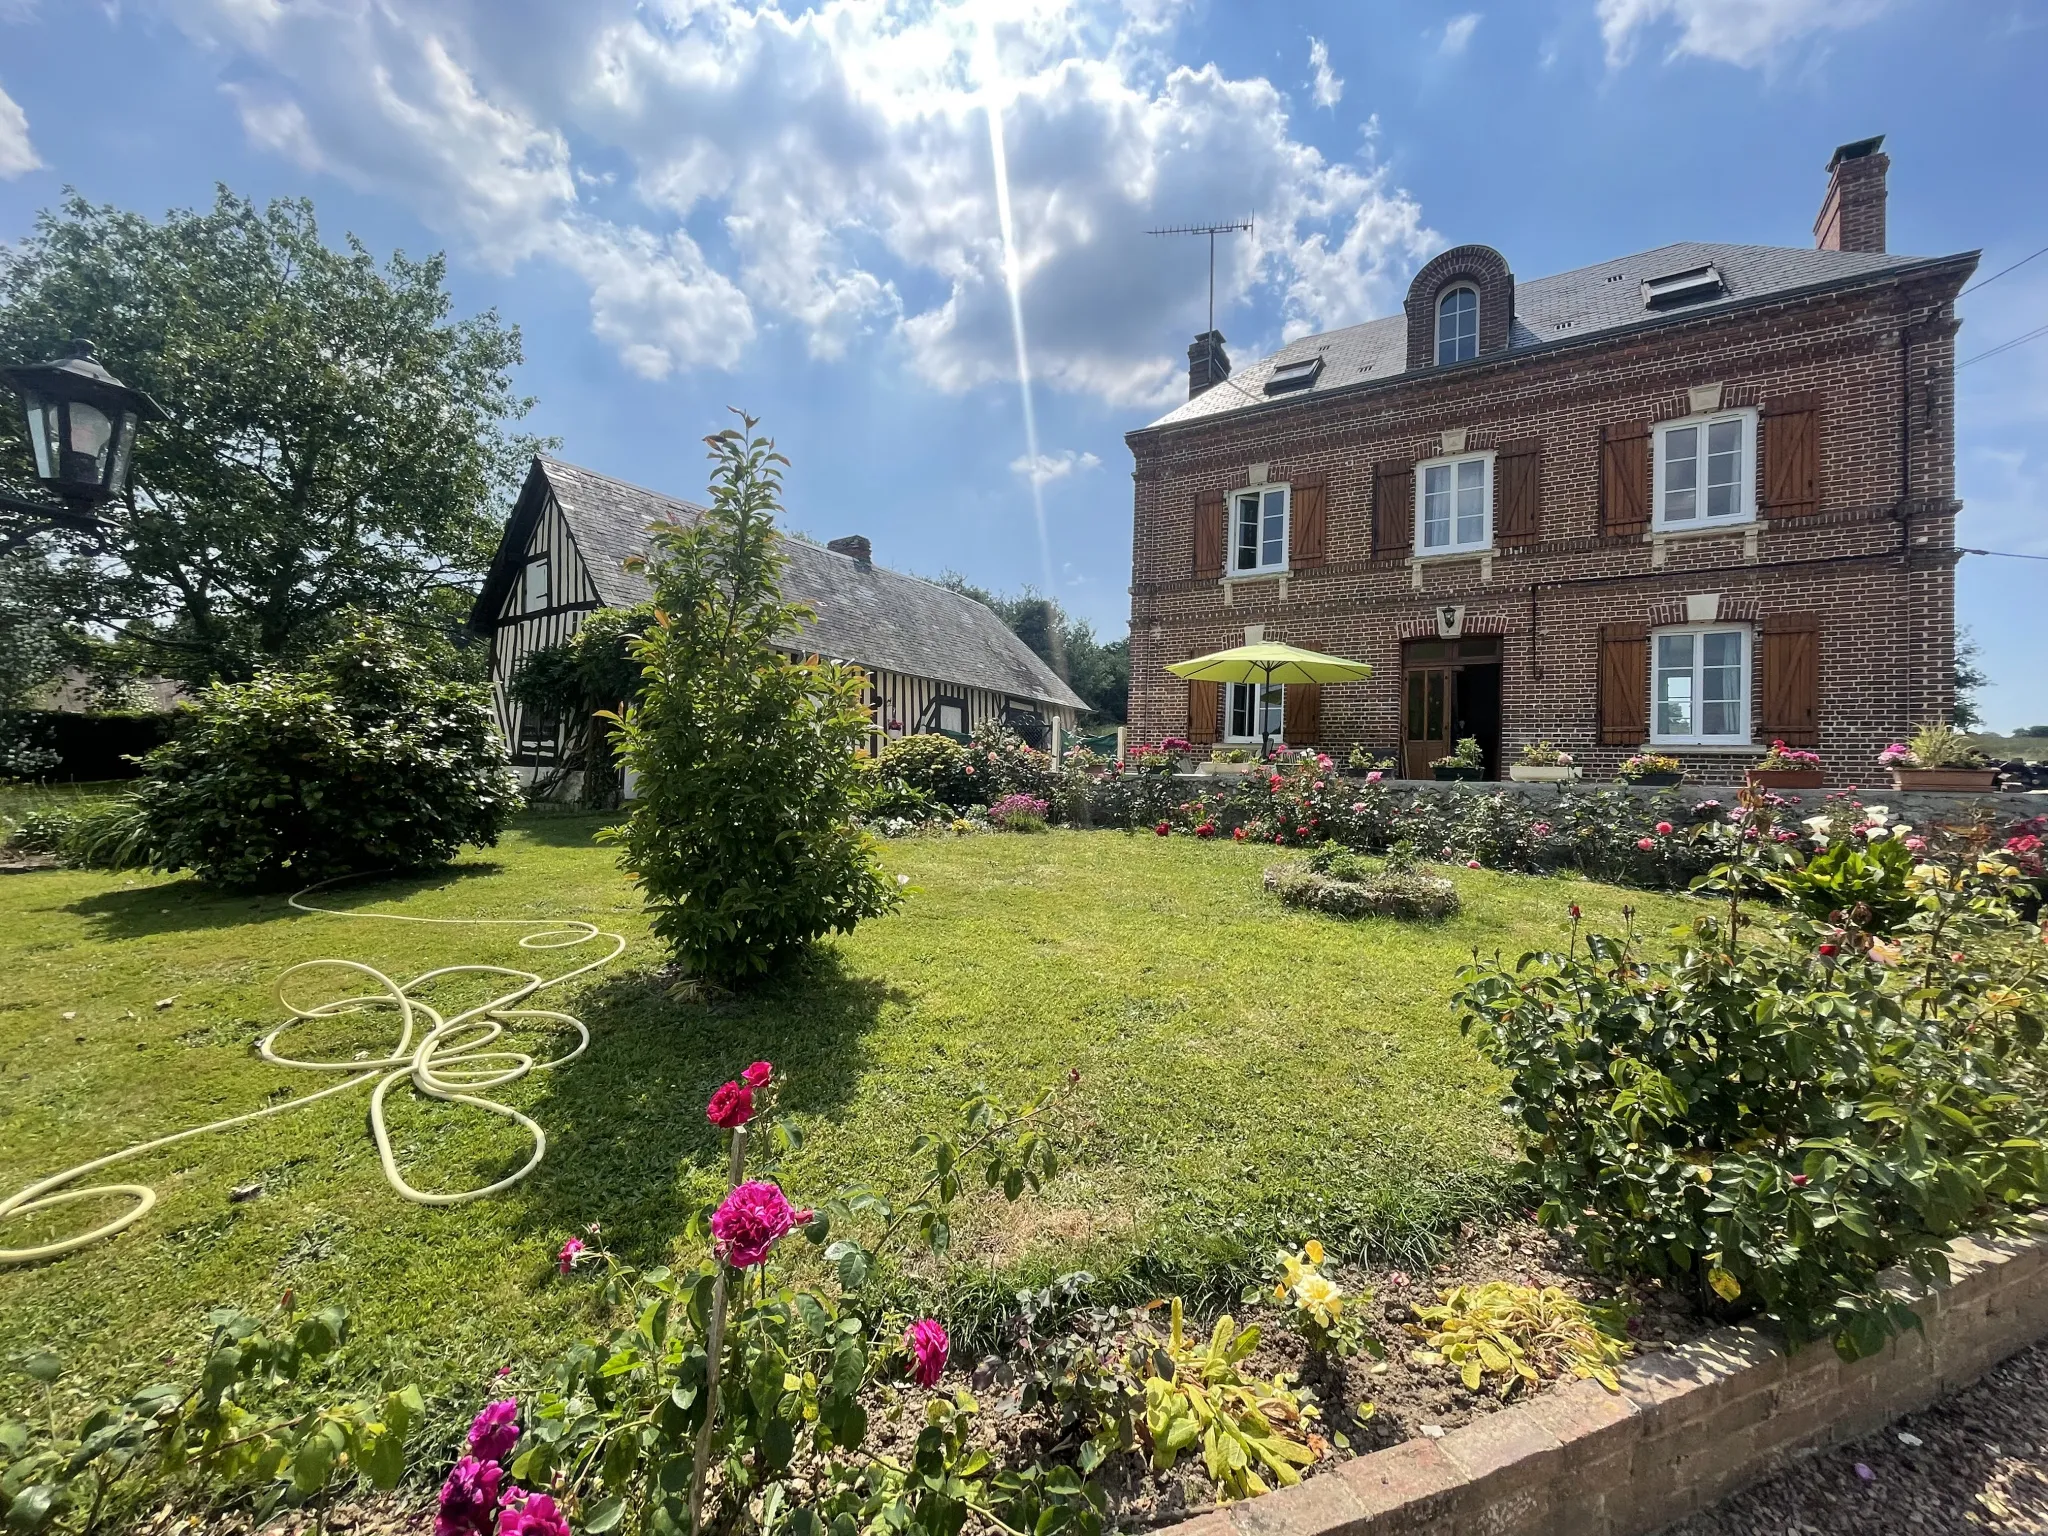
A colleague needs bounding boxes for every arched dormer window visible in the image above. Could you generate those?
[1436,285,1478,365]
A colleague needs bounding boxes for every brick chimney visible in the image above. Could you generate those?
[1187,330,1231,399]
[1815,135,1888,254]
[827,534,872,566]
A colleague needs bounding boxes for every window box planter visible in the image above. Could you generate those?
[1747,768,1825,789]
[1432,764,1486,782]
[1508,765,1580,783]
[1195,760,1259,776]
[1621,772,1685,787]
[1888,767,2000,791]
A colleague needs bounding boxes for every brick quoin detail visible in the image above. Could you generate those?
[1124,261,1974,787]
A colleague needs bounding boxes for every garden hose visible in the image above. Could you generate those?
[0,875,627,1266]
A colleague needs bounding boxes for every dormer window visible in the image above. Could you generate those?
[1436,286,1478,365]
[1642,264,1725,309]
[1264,356,1323,394]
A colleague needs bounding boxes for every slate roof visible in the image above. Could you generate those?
[473,457,1088,714]
[1143,241,1975,431]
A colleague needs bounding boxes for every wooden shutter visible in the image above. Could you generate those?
[1597,622,1648,745]
[1495,437,1542,545]
[1761,392,1821,519]
[1373,460,1414,557]
[1761,614,1821,746]
[1289,478,1328,568]
[1193,489,1226,579]
[1188,680,1221,745]
[1600,421,1651,537]
[1282,683,1321,746]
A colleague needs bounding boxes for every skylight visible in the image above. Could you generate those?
[1641,264,1725,309]
[1264,356,1323,394]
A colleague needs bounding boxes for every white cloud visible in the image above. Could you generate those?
[1010,449,1101,484]
[1439,13,1482,55]
[1597,0,1892,68]
[0,82,40,179]
[151,0,1437,404]
[1307,37,1342,107]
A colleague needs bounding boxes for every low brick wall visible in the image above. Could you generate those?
[1159,1225,2048,1536]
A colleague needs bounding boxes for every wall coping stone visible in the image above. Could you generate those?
[1145,1221,2048,1536]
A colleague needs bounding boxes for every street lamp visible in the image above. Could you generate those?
[1,340,166,551]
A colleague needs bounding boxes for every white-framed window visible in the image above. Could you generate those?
[1651,625,1751,746]
[1653,409,1757,531]
[1436,285,1478,365]
[522,555,551,613]
[1227,682,1284,742]
[932,696,967,735]
[1414,451,1494,555]
[1230,484,1289,575]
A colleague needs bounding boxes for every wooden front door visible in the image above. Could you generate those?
[1403,666,1453,778]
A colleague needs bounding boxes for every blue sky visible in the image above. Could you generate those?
[2,0,2044,727]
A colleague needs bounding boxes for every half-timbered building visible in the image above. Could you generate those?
[470,457,1086,779]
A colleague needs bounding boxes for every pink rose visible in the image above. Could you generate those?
[556,1238,585,1275]
[1636,837,1655,851]
[468,1398,519,1462]
[711,1180,796,1268]
[435,1457,503,1536]
[706,1081,754,1129]
[1465,859,1481,869]
[1531,822,1551,836]
[497,1493,571,1536]
[741,1060,773,1088]
[1655,821,1674,836]
[1366,771,1382,783]
[905,1318,949,1387]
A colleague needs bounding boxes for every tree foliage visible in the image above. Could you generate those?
[133,617,519,888]
[507,603,653,807]
[0,188,542,686]
[608,416,898,984]
[937,576,1128,723]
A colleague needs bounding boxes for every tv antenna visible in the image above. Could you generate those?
[1147,218,1254,334]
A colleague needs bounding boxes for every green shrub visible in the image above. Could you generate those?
[1263,861,1459,921]
[131,620,518,889]
[608,416,899,984]
[1454,830,2048,1359]
[876,732,975,808]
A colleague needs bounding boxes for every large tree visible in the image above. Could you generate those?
[0,188,542,685]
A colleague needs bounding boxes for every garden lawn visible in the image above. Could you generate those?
[0,818,1691,1419]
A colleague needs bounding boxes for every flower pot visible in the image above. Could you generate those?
[1622,772,1684,787]
[1746,768,1825,789]
[1432,765,1486,782]
[1508,765,1580,783]
[1196,760,1257,776]
[1888,767,2000,791]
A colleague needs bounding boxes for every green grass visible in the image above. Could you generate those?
[0,820,1693,1410]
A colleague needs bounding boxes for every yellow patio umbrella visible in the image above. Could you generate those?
[1166,641,1373,759]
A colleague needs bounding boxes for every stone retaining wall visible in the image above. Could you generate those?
[1159,1225,2048,1536]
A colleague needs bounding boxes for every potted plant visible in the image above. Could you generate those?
[1431,736,1486,782]
[1346,746,1397,779]
[1199,745,1258,776]
[1508,740,1580,784]
[1747,740,1825,789]
[1879,723,2000,790]
[1617,752,1684,788]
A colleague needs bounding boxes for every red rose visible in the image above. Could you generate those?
[1790,1175,1810,1188]
[1232,827,1247,841]
[707,1080,755,1129]
[1154,821,1171,836]
[741,1061,773,1088]
[1818,943,1838,958]
[1569,904,1582,919]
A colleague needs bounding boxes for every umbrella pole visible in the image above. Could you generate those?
[1260,663,1274,762]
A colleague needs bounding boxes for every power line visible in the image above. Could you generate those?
[1959,320,2048,368]
[1961,240,2048,298]
[1959,547,2048,562]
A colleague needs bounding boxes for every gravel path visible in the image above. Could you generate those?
[1669,1337,2048,1534]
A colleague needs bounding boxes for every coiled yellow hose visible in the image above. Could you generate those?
[0,875,627,1266]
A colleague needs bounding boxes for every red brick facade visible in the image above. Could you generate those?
[1125,185,1973,787]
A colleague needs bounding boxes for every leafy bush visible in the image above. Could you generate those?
[506,602,653,807]
[1263,861,1459,921]
[608,417,899,984]
[853,762,941,824]
[988,793,1051,831]
[1454,813,2048,1358]
[130,620,518,888]
[876,732,976,809]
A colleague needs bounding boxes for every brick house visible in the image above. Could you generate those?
[1124,137,1975,785]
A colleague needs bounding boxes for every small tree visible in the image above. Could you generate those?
[609,416,898,984]
[134,618,519,887]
